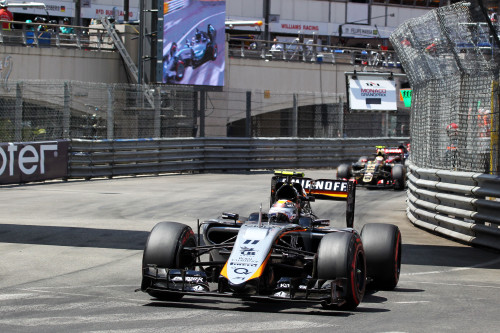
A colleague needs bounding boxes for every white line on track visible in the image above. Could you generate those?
[0,310,236,327]
[87,320,336,333]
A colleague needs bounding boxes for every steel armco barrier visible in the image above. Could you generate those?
[68,137,407,179]
[407,163,500,251]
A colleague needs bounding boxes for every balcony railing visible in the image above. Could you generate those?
[227,37,402,68]
[0,19,115,51]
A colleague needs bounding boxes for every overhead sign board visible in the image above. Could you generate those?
[349,78,397,111]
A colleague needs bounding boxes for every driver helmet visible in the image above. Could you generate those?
[269,200,298,223]
[195,29,201,42]
[376,150,385,161]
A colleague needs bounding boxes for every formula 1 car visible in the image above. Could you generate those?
[140,171,401,311]
[337,146,407,190]
[163,24,218,83]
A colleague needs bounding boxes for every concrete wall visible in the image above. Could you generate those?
[0,43,404,137]
[1,46,128,83]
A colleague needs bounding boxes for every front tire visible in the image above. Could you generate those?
[361,223,402,290]
[142,222,196,301]
[317,232,366,310]
[392,164,406,190]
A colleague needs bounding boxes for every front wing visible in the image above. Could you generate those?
[141,265,348,306]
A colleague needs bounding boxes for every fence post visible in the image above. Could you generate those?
[246,91,251,137]
[14,82,23,142]
[193,91,198,137]
[199,90,205,137]
[339,95,344,138]
[106,85,114,140]
[154,87,161,138]
[292,93,298,137]
[63,82,70,139]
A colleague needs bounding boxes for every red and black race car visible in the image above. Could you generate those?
[140,171,401,311]
[337,146,407,190]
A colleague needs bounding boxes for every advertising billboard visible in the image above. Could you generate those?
[0,140,69,184]
[349,78,397,111]
[162,0,225,86]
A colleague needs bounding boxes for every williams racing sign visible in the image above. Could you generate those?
[349,78,397,111]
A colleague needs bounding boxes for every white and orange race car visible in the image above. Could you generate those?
[140,171,401,311]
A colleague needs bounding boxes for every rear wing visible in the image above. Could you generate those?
[271,171,356,228]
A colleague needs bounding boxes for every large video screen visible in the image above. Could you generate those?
[162,0,225,86]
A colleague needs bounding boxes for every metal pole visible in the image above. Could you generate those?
[339,96,344,138]
[63,82,70,139]
[107,85,114,140]
[292,94,298,137]
[246,91,252,137]
[193,91,198,137]
[199,90,205,137]
[138,1,144,84]
[124,0,130,23]
[75,0,81,27]
[14,82,23,141]
[154,88,161,138]
[263,0,270,41]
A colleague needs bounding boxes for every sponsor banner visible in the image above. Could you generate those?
[0,140,69,184]
[270,19,329,35]
[82,5,139,21]
[349,78,397,111]
[9,1,139,20]
[10,1,75,18]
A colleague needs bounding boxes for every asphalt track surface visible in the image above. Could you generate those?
[1,170,499,332]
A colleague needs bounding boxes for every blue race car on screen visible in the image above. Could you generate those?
[163,24,218,83]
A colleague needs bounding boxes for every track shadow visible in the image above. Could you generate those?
[0,224,149,250]
[144,296,390,316]
[402,243,500,269]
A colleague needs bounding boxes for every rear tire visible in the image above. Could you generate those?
[337,164,352,179]
[175,61,185,81]
[317,232,366,310]
[142,222,196,301]
[361,223,402,290]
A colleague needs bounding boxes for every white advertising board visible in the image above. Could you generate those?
[349,78,397,111]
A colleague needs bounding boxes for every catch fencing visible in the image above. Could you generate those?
[390,1,499,174]
[390,2,500,250]
[0,80,410,142]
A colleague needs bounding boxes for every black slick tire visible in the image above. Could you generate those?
[392,164,406,190]
[361,223,402,290]
[142,221,196,301]
[317,232,366,310]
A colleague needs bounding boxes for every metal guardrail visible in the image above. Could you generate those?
[0,19,115,50]
[227,37,402,68]
[68,137,407,179]
[406,163,500,251]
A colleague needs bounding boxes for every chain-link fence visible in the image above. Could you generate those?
[0,80,410,142]
[390,1,499,174]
